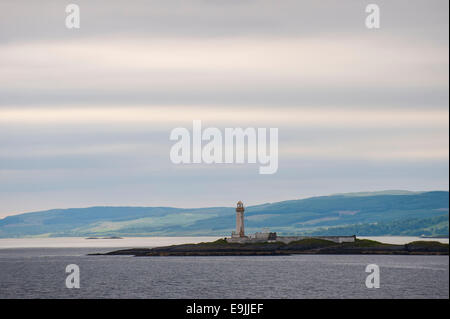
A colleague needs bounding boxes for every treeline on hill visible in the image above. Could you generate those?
[304,215,448,237]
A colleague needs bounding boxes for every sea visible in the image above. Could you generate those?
[0,236,448,299]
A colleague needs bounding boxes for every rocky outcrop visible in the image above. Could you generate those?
[90,238,449,256]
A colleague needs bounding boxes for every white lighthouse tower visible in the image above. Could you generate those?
[232,201,245,238]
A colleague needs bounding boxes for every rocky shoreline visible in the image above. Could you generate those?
[90,238,449,256]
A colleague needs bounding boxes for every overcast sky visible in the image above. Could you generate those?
[0,0,448,218]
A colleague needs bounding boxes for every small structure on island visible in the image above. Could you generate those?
[226,200,356,244]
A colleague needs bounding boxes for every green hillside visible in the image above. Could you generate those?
[0,191,448,238]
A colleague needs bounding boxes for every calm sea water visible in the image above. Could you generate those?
[0,237,448,299]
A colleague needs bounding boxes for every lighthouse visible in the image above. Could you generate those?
[226,199,355,244]
[235,201,245,237]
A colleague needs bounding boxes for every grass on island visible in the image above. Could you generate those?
[286,238,337,247]
[176,238,449,251]
[199,238,230,245]
[199,238,339,247]
[406,241,449,248]
[343,239,390,247]
[198,238,391,248]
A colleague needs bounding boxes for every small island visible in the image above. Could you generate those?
[91,238,449,256]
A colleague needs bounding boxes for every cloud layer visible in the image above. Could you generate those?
[0,0,448,217]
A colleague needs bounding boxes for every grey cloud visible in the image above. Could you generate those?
[0,86,448,109]
[0,0,448,43]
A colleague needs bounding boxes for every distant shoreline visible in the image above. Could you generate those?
[1,191,448,239]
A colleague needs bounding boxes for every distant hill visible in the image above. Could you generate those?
[329,190,423,197]
[0,191,448,238]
